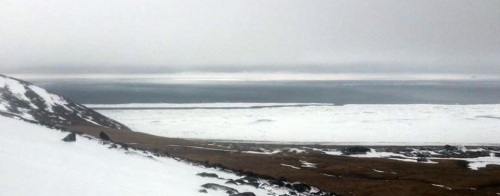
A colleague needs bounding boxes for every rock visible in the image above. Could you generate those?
[465,150,490,158]
[99,131,111,141]
[292,183,311,193]
[235,179,246,184]
[62,133,76,142]
[241,176,259,183]
[242,182,259,188]
[269,179,285,187]
[201,183,238,194]
[118,143,129,150]
[342,146,370,155]
[495,153,500,157]
[198,189,207,193]
[417,157,428,162]
[230,192,256,196]
[235,177,260,188]
[197,172,219,178]
[109,144,118,149]
[225,179,238,185]
[444,145,458,152]
[417,152,431,157]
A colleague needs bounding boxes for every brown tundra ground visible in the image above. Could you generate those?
[72,125,500,196]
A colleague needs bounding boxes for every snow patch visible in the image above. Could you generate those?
[373,169,385,173]
[299,160,317,168]
[281,164,301,170]
[431,184,452,190]
[323,150,343,156]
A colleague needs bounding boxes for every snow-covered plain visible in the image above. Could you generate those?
[92,103,500,145]
[0,116,294,196]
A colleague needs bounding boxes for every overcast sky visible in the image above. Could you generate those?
[1,0,500,78]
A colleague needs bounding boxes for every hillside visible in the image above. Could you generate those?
[0,74,129,130]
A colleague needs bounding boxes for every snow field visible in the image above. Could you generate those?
[0,116,290,196]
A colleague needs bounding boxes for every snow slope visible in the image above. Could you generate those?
[0,116,299,196]
[92,103,500,145]
[0,74,127,129]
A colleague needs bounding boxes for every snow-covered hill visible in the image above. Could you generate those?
[0,115,328,196]
[0,74,127,130]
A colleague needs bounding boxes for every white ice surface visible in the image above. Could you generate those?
[0,116,290,196]
[93,104,500,145]
[86,103,332,108]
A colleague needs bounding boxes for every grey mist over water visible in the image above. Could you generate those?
[32,79,500,105]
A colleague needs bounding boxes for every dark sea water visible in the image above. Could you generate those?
[30,79,500,105]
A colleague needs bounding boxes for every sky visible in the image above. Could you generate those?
[1,0,500,79]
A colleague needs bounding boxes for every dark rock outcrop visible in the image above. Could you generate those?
[197,172,219,178]
[99,131,111,141]
[417,157,428,162]
[464,150,490,158]
[234,176,260,188]
[225,179,238,185]
[235,179,245,184]
[269,179,285,186]
[230,192,256,196]
[444,145,458,152]
[201,183,238,195]
[292,183,311,193]
[199,189,207,193]
[342,146,370,155]
[62,133,76,142]
[241,176,259,183]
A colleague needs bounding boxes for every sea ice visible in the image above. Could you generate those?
[92,103,500,145]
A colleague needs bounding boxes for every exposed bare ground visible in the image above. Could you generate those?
[70,125,500,196]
